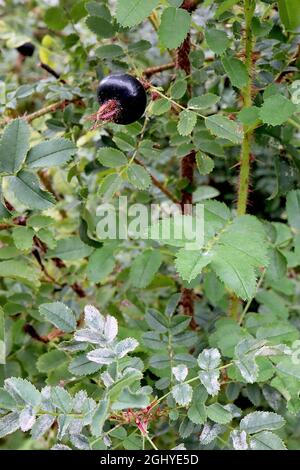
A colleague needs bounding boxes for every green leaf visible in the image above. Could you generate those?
[188,93,220,110]
[150,98,171,115]
[0,119,29,174]
[209,318,249,357]
[0,246,23,260]
[47,236,93,260]
[0,193,11,220]
[205,115,244,144]
[238,106,260,126]
[265,247,287,281]
[176,215,268,299]
[197,141,225,158]
[108,370,143,401]
[251,18,273,38]
[256,322,298,343]
[37,350,67,373]
[198,348,221,370]
[259,95,296,126]
[91,400,109,437]
[112,388,150,410]
[0,412,20,439]
[215,0,240,18]
[177,110,197,136]
[0,259,41,287]
[7,170,55,210]
[145,308,169,333]
[98,173,122,200]
[95,44,124,59]
[71,0,88,22]
[149,214,203,248]
[286,190,300,231]
[86,1,111,20]
[27,139,76,168]
[168,0,184,6]
[149,353,170,369]
[85,16,116,38]
[205,28,230,55]
[171,383,193,406]
[276,357,300,379]
[249,431,287,450]
[0,388,16,409]
[222,55,248,89]
[187,385,207,424]
[212,245,258,300]
[206,403,232,424]
[199,370,220,396]
[240,411,285,434]
[128,40,152,54]
[116,0,159,27]
[278,0,300,32]
[98,148,127,168]
[129,250,162,288]
[39,302,76,333]
[170,80,187,100]
[5,378,41,407]
[175,249,211,283]
[196,152,214,175]
[127,164,151,190]
[44,7,68,31]
[158,7,191,50]
[51,386,72,413]
[69,354,102,376]
[12,226,34,251]
[87,246,116,283]
[27,214,54,229]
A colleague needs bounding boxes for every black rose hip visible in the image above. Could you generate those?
[16,42,35,57]
[88,73,147,128]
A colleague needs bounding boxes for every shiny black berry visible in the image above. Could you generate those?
[96,73,147,125]
[16,42,35,57]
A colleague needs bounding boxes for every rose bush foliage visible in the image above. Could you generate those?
[0,0,300,451]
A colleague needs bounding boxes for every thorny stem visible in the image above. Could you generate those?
[230,0,256,320]
[143,62,175,78]
[237,0,255,216]
[18,97,84,124]
[176,0,199,327]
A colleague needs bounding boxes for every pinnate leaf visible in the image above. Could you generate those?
[27,139,76,168]
[116,0,159,27]
[159,7,191,49]
[0,119,29,174]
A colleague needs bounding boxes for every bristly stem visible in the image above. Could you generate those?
[177,0,198,327]
[230,0,256,319]
[237,0,255,217]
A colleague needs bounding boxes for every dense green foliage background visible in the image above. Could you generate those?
[0,0,300,451]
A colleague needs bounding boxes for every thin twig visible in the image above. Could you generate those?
[40,62,67,84]
[24,97,84,123]
[143,62,175,78]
